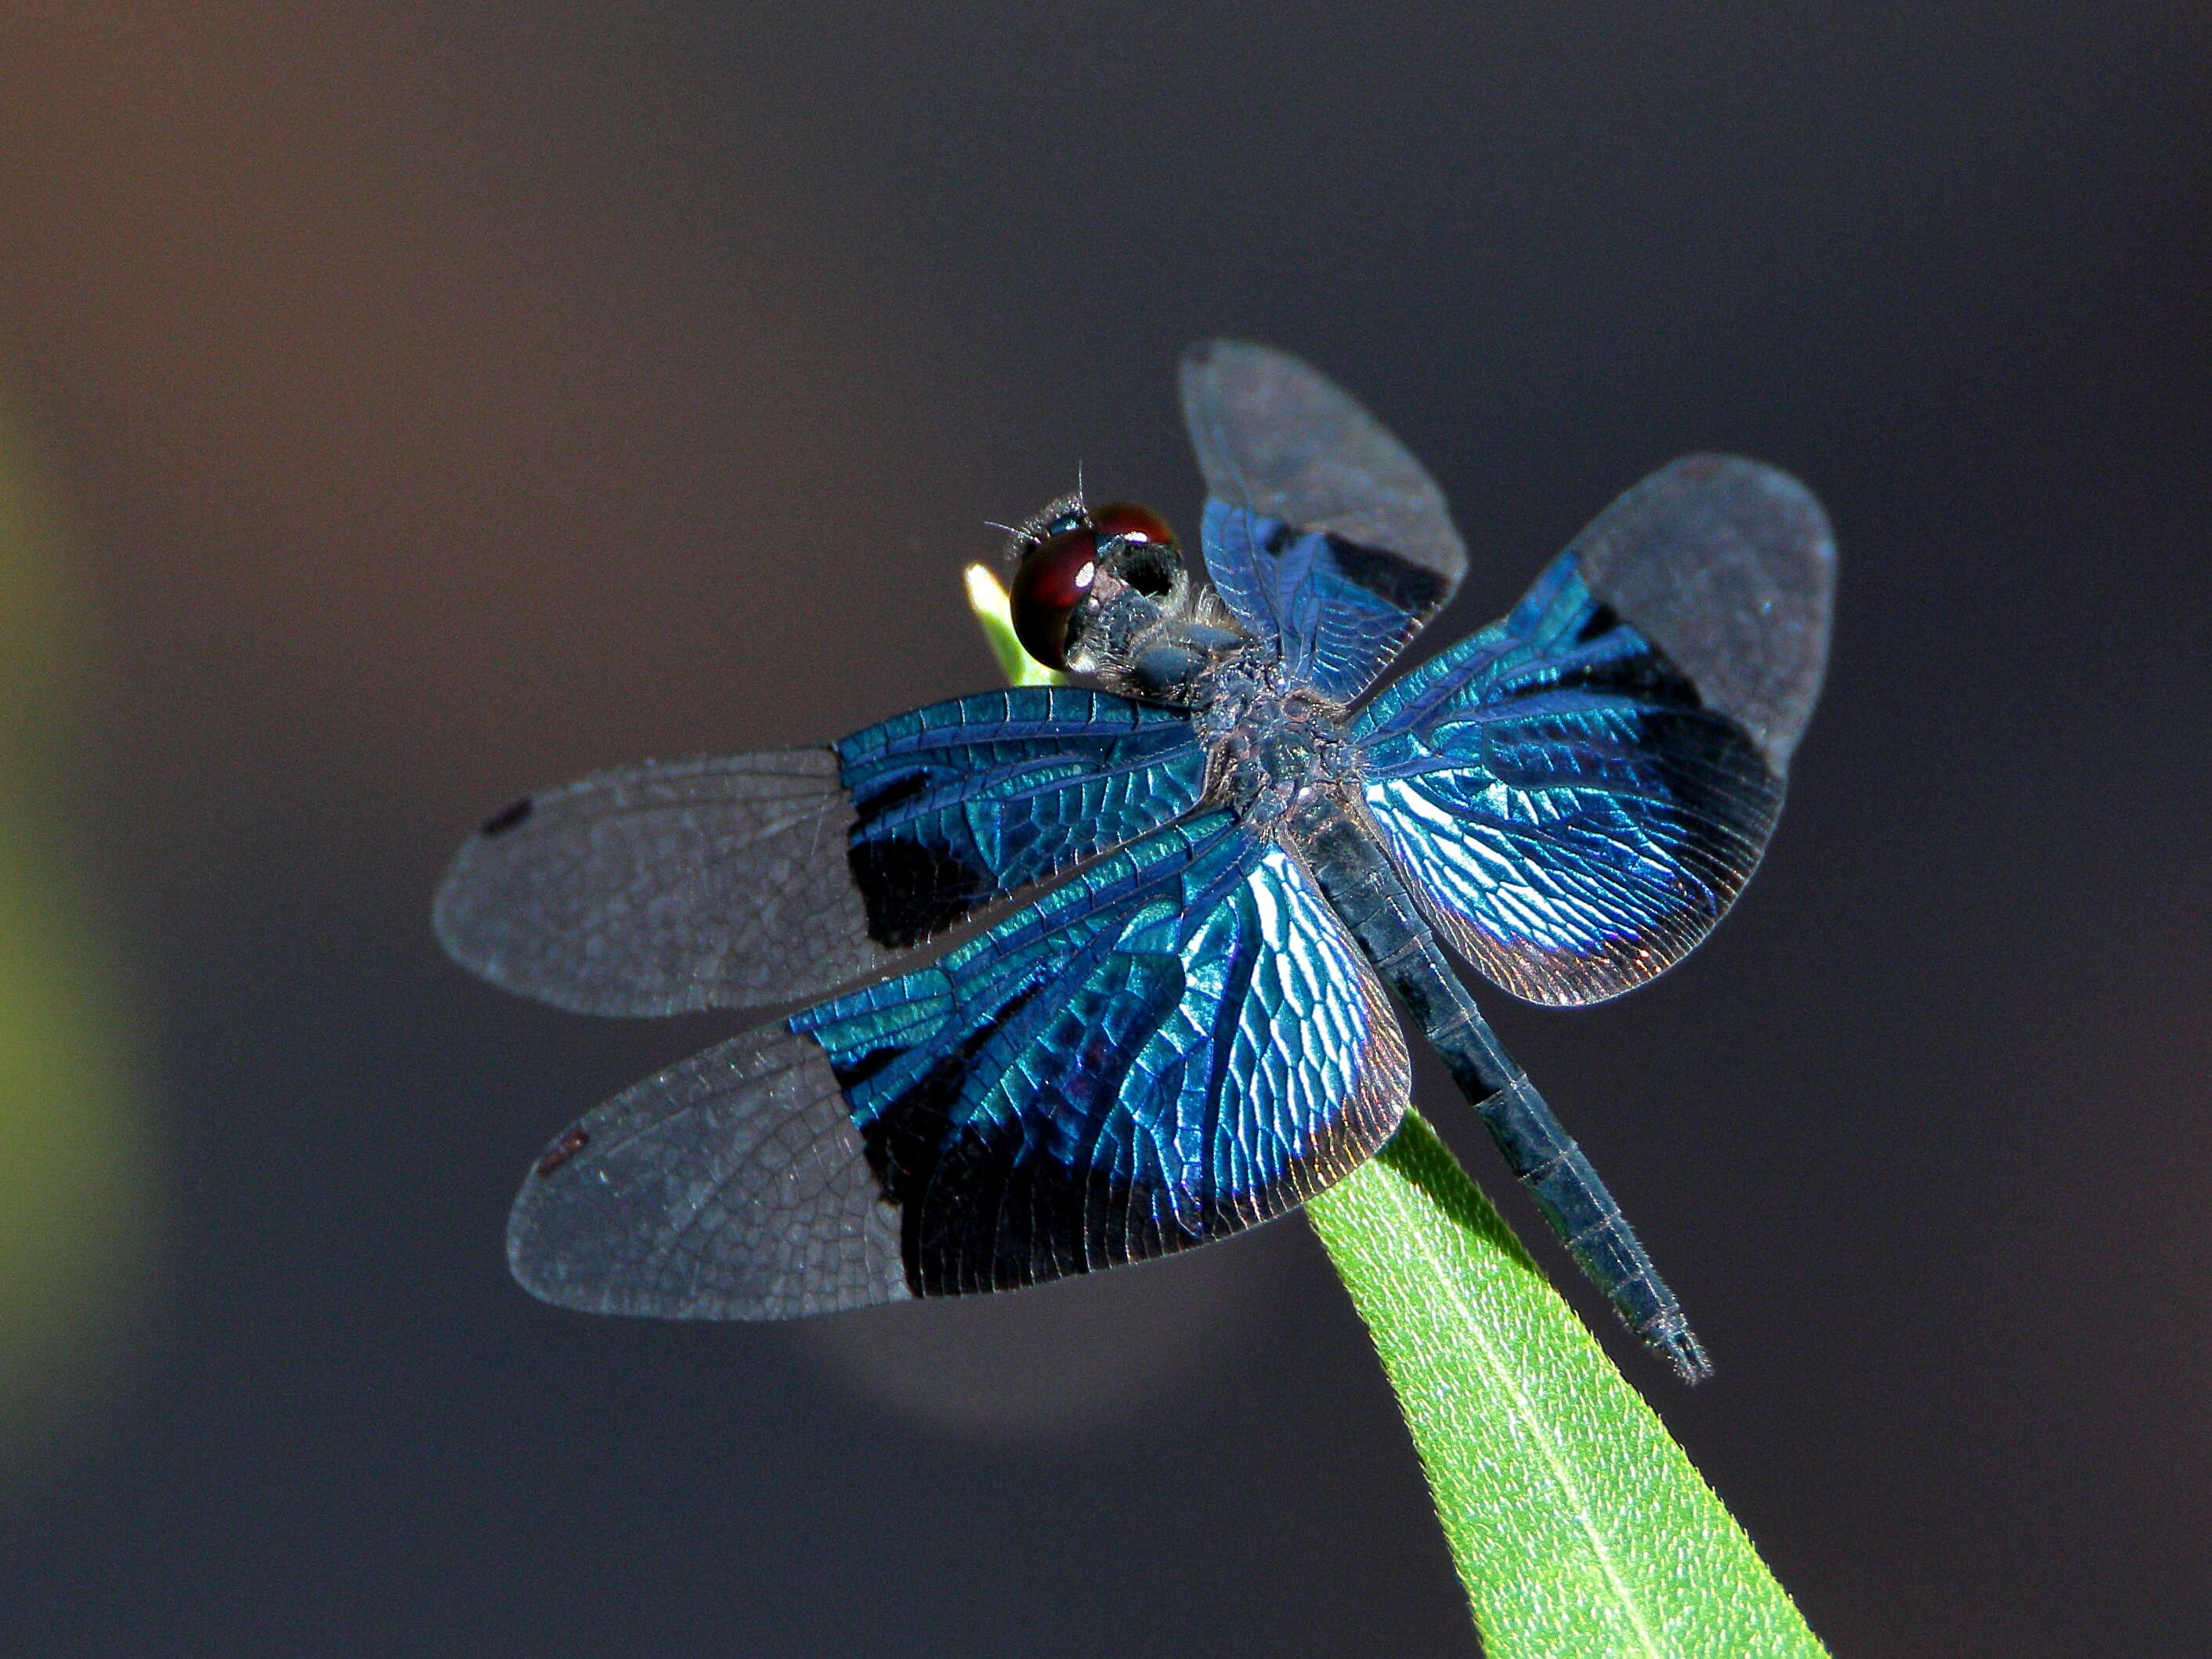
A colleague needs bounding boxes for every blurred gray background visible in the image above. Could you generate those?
[0,4,2206,1654]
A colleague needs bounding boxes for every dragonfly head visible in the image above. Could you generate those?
[1004,496,1187,672]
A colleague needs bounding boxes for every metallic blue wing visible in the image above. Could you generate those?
[506,812,1410,1315]
[1354,551,1784,1007]
[1179,340,1466,702]
[436,685,1203,1016]
[795,811,1408,1294]
[1354,454,1831,1007]
[1198,501,1457,703]
[837,685,1205,949]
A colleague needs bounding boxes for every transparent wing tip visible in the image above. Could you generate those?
[1176,337,1467,598]
[505,1123,617,1314]
[1574,452,1837,779]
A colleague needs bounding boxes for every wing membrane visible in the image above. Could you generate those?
[506,1023,910,1317]
[837,685,1205,949]
[1356,534,1794,1006]
[1179,339,1466,700]
[1567,454,1834,774]
[435,688,1203,1016]
[508,813,1409,1315]
[434,750,887,1017]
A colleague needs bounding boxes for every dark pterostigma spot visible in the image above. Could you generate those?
[848,836,992,950]
[480,797,533,837]
[1323,536,1451,616]
[533,1125,589,1176]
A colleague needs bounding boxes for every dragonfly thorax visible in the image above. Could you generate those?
[1193,657,1361,826]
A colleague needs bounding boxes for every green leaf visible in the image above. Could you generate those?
[1308,1116,1825,1657]
[965,565,1825,1657]
[963,564,1065,689]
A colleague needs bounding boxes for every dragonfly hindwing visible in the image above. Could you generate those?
[506,813,1410,1315]
[1355,550,1784,1007]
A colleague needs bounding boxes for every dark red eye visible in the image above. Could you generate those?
[1010,526,1099,669]
[1090,501,1177,548]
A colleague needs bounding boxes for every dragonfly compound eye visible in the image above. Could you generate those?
[1010,526,1099,669]
[1090,501,1176,548]
[1090,501,1182,598]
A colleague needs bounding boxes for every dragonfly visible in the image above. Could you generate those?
[435,340,1833,1383]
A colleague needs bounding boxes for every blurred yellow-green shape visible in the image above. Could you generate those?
[0,409,156,1447]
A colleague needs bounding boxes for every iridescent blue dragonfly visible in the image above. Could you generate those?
[436,341,1832,1382]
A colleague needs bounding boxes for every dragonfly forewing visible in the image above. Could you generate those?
[1180,339,1468,700]
[435,750,893,1017]
[436,688,1206,1016]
